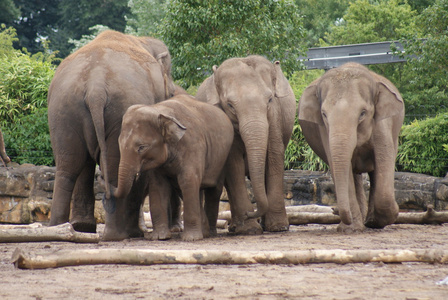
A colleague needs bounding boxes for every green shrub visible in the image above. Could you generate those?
[3,108,53,166]
[0,51,55,126]
[0,25,56,165]
[397,112,448,177]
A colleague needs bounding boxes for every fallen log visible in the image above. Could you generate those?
[288,211,341,225]
[394,205,448,225]
[218,205,448,225]
[12,248,448,269]
[143,213,227,229]
[0,223,43,229]
[0,223,99,243]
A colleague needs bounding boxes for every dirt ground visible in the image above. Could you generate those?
[1,222,448,300]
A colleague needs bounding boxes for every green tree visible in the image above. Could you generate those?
[126,0,167,36]
[295,0,354,47]
[325,0,417,45]
[159,0,306,87]
[400,0,448,120]
[0,0,20,25]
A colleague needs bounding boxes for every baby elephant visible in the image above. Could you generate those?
[107,94,234,241]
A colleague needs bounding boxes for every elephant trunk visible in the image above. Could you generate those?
[240,118,269,219]
[114,162,137,200]
[328,131,356,225]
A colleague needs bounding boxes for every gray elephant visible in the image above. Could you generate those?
[298,62,405,232]
[196,55,296,235]
[106,94,234,241]
[0,127,10,167]
[47,30,176,241]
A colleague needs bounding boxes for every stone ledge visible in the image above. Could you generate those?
[1,166,447,224]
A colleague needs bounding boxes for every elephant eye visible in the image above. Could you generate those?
[138,145,147,153]
[359,110,367,120]
[322,111,327,119]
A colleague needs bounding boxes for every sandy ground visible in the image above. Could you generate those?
[1,223,448,300]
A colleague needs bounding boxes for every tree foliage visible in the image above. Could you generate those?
[0,26,55,165]
[295,0,354,47]
[160,0,306,87]
[126,0,166,36]
[325,0,417,45]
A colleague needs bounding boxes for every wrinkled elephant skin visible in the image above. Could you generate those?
[196,55,296,235]
[47,30,176,241]
[298,62,405,232]
[111,95,234,241]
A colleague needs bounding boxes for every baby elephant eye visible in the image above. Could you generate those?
[138,145,147,153]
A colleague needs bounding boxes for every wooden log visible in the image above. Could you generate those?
[0,223,43,229]
[286,205,334,213]
[12,248,448,269]
[394,205,448,225]
[288,211,340,225]
[0,223,99,243]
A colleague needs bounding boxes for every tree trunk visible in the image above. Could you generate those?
[13,248,448,269]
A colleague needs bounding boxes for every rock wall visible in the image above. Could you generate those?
[1,165,447,224]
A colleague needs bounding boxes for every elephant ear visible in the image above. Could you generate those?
[158,114,186,144]
[298,80,324,125]
[374,74,404,121]
[273,61,292,98]
[204,69,222,109]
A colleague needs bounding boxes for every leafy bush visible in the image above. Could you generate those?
[3,108,53,166]
[397,112,448,177]
[0,25,56,165]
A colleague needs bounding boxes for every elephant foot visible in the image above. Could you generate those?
[228,219,263,235]
[170,222,183,233]
[365,210,398,229]
[102,229,130,241]
[127,227,144,238]
[182,230,203,241]
[337,222,365,233]
[150,227,172,240]
[262,215,289,232]
[71,221,97,233]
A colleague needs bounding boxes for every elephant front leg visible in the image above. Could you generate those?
[148,173,172,240]
[264,138,289,232]
[225,145,263,235]
[337,170,366,233]
[365,169,398,229]
[179,175,204,241]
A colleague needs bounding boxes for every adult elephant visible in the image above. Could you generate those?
[0,127,10,167]
[196,55,296,234]
[298,62,404,232]
[48,30,176,241]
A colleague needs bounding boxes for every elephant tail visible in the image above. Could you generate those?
[85,83,111,199]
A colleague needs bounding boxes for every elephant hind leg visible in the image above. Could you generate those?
[70,159,97,233]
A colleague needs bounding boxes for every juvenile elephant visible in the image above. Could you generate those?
[106,94,234,241]
[196,55,296,234]
[47,30,176,241]
[298,62,405,232]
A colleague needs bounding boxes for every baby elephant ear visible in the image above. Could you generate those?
[375,76,404,121]
[158,114,187,144]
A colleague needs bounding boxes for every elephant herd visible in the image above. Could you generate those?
[46,30,404,241]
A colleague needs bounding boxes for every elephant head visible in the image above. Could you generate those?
[298,63,404,226]
[201,56,292,219]
[111,105,186,201]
